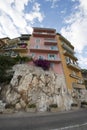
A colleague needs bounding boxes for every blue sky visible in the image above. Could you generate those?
[0,0,87,69]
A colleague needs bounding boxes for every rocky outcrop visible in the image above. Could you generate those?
[0,100,6,113]
[2,64,73,112]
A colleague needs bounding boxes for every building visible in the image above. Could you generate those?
[0,34,30,57]
[56,34,85,92]
[29,27,85,92]
[13,34,30,57]
[29,27,63,74]
[0,37,10,44]
[0,39,6,48]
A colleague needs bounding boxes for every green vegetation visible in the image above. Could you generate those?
[81,101,87,106]
[0,55,32,84]
[28,104,36,108]
[0,55,16,84]
[49,104,58,108]
[81,69,87,73]
[71,103,78,107]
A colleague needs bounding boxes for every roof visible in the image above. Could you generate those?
[33,27,56,32]
[0,37,10,40]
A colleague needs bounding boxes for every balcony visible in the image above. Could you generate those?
[30,47,58,53]
[18,42,27,45]
[47,58,61,63]
[20,34,30,40]
[44,39,57,45]
[70,74,81,79]
[12,47,28,52]
[63,50,78,60]
[67,62,81,71]
[33,32,56,38]
[62,42,74,55]
[72,82,85,89]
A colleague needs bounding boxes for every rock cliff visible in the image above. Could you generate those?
[1,64,87,113]
[2,64,73,112]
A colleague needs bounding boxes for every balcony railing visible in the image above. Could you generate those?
[67,62,81,71]
[12,47,28,52]
[33,32,56,38]
[70,74,81,79]
[18,42,27,45]
[62,42,74,54]
[63,50,77,60]
[46,58,61,63]
[44,39,57,45]
[30,47,58,53]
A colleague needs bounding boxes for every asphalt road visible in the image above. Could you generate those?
[0,109,87,130]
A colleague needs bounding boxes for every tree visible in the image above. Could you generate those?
[0,55,16,84]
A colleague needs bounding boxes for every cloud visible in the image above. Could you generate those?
[60,0,87,53]
[0,0,44,38]
[60,9,66,14]
[77,55,87,68]
[60,0,87,68]
[25,2,44,23]
[45,0,60,8]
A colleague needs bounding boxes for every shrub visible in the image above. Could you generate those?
[5,103,15,109]
[71,103,78,107]
[0,55,32,84]
[49,104,58,108]
[81,101,87,106]
[14,56,32,63]
[28,104,36,108]
[0,56,16,84]
[33,59,50,70]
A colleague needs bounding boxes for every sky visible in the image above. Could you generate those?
[0,0,87,69]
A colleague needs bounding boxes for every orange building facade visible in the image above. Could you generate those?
[56,34,85,92]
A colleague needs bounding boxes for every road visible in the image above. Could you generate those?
[0,109,87,130]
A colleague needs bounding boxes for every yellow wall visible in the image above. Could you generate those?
[56,35,84,92]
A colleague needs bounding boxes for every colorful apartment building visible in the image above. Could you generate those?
[0,27,85,92]
[29,27,63,74]
[0,34,30,57]
[1,37,10,45]
[56,34,85,92]
[13,34,30,57]
[29,27,85,92]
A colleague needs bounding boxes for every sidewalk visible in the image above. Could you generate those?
[0,108,85,118]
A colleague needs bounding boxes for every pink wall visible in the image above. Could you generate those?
[52,63,63,74]
[29,36,63,74]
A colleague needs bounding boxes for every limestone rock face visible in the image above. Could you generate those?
[5,64,73,112]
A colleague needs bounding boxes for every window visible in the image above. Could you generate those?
[31,53,35,57]
[50,46,57,50]
[78,79,83,84]
[48,54,56,60]
[66,57,70,64]
[35,45,39,49]
[72,71,76,76]
[39,55,44,59]
[35,38,40,43]
[11,51,18,57]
